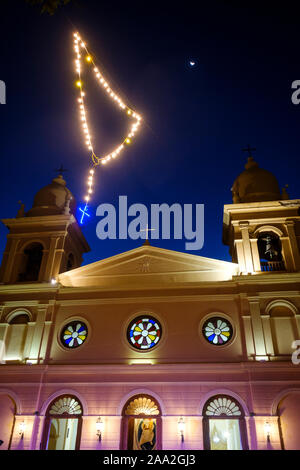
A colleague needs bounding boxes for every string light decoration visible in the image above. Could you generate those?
[73,32,142,220]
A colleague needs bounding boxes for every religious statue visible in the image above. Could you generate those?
[261,235,279,260]
[134,418,156,450]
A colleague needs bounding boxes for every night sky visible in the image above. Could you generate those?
[0,0,299,266]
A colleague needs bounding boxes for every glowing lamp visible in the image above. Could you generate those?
[177,417,185,443]
[264,421,271,442]
[19,420,26,439]
[96,417,104,441]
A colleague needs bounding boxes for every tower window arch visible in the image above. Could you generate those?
[257,232,285,272]
[18,242,44,282]
[202,395,248,450]
[8,313,30,325]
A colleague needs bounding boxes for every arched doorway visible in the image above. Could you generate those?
[120,395,162,450]
[202,395,248,450]
[277,392,300,449]
[41,395,83,450]
[0,394,16,450]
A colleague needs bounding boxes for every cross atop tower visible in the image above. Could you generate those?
[242,144,256,157]
[55,164,68,176]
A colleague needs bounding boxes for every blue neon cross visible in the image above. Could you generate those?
[79,203,90,224]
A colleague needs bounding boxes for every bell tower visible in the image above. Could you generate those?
[223,152,300,275]
[0,173,90,284]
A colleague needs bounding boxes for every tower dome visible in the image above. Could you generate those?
[231,156,281,203]
[26,174,76,217]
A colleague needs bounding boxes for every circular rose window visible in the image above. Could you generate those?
[60,321,88,349]
[202,317,233,346]
[127,316,162,350]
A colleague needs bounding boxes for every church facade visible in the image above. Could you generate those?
[0,157,300,451]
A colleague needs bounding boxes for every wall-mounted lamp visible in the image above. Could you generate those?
[264,421,271,443]
[177,417,185,443]
[96,417,104,441]
[19,420,26,439]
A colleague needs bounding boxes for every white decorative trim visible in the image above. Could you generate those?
[39,388,89,416]
[117,388,166,416]
[198,388,250,416]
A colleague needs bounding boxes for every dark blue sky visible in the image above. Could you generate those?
[0,0,299,266]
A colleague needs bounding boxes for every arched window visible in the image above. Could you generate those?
[267,303,298,356]
[257,232,285,272]
[18,242,43,282]
[3,311,31,362]
[120,395,162,450]
[41,395,83,450]
[203,395,248,450]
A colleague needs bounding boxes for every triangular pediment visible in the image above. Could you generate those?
[58,244,238,288]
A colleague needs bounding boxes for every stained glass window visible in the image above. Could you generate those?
[202,317,233,346]
[49,396,82,415]
[127,316,161,350]
[204,396,242,416]
[124,396,160,416]
[60,321,88,349]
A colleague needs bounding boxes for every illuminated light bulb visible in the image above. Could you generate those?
[90,169,94,175]
[94,67,98,72]
[88,146,93,150]
[81,42,85,48]
[127,110,132,115]
[101,160,106,165]
[88,189,92,194]
[76,80,82,87]
[85,196,90,202]
[78,98,82,103]
[86,55,92,62]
